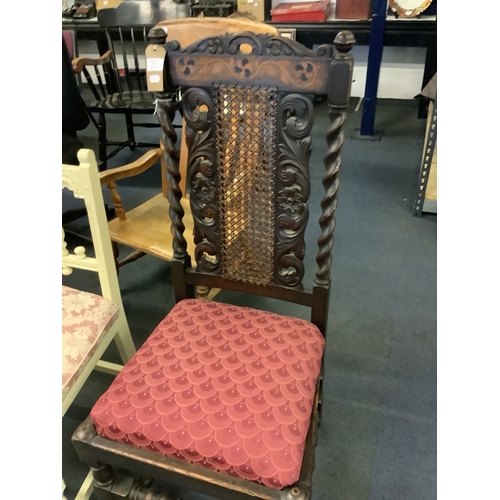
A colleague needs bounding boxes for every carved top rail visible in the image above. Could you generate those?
[165,32,340,94]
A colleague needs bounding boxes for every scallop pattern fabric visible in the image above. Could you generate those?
[90,299,325,489]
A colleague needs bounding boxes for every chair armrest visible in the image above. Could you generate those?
[72,50,113,74]
[99,149,161,184]
[99,149,162,221]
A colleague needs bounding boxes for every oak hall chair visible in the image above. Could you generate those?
[97,18,279,279]
[62,149,136,498]
[72,30,355,500]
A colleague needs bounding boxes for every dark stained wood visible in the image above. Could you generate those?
[71,28,355,500]
[185,269,314,307]
[315,31,355,288]
[166,33,335,94]
[73,416,317,500]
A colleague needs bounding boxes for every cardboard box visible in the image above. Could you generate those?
[271,0,332,22]
[238,0,266,22]
[96,0,121,10]
[335,0,371,19]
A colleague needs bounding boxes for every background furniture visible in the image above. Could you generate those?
[72,28,354,500]
[62,35,89,167]
[63,33,97,240]
[413,72,437,216]
[62,148,136,498]
[63,33,117,242]
[71,25,160,169]
[63,7,436,124]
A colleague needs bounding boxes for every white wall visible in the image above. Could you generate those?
[76,39,427,100]
[349,45,427,99]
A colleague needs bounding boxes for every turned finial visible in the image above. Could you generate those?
[333,30,355,58]
[75,246,87,260]
[148,27,167,45]
[283,483,311,500]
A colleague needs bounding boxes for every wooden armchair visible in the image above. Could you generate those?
[72,29,355,500]
[62,149,136,498]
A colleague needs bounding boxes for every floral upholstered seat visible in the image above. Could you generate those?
[62,286,119,400]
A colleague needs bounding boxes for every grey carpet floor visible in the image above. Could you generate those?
[62,96,436,500]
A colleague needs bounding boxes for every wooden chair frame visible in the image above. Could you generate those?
[72,30,355,500]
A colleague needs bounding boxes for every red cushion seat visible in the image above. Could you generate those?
[90,299,325,489]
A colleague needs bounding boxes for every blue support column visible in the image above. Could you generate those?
[352,0,387,141]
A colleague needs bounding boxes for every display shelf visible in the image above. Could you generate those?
[413,99,437,216]
[63,15,436,48]
[63,6,436,135]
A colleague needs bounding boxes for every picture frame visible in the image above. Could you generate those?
[277,28,297,40]
[388,0,433,18]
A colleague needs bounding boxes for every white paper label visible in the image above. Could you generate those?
[147,58,164,71]
[149,75,160,83]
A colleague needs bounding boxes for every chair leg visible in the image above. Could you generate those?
[111,241,120,274]
[118,250,147,267]
[125,112,136,151]
[74,471,94,500]
[98,112,108,170]
[195,287,222,301]
[88,463,177,500]
[317,368,324,427]
[103,478,177,499]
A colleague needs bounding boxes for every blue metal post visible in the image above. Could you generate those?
[359,0,387,138]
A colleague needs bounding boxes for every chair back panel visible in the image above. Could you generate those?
[153,30,355,328]
[62,149,124,310]
[216,84,277,286]
[183,82,311,289]
[104,26,150,94]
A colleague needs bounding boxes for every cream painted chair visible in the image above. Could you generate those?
[62,149,136,499]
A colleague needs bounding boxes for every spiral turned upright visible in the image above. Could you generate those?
[156,91,187,260]
[314,31,354,287]
[315,108,345,286]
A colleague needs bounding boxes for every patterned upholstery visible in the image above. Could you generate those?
[90,299,325,489]
[62,286,119,400]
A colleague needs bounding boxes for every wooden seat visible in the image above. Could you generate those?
[72,27,355,500]
[106,192,195,264]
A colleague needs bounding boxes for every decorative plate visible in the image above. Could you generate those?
[389,0,433,18]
